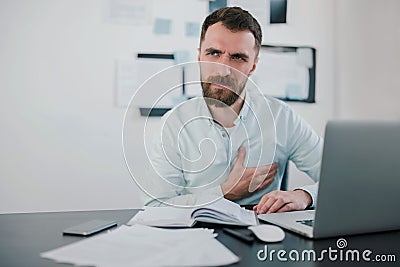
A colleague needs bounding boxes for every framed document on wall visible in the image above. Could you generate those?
[251,45,316,103]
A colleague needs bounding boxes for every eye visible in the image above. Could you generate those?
[206,50,220,57]
[232,55,245,61]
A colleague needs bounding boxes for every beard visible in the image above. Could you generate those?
[201,75,246,107]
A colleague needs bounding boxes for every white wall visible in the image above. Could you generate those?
[1,0,397,213]
[0,0,206,213]
[0,0,136,213]
[335,0,400,120]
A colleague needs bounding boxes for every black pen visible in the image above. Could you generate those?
[223,228,254,243]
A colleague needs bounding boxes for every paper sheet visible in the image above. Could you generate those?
[154,18,172,35]
[128,207,195,227]
[41,225,239,267]
[115,57,180,108]
[104,0,152,25]
[251,50,309,99]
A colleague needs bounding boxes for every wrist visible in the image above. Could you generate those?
[221,184,239,201]
[294,189,312,208]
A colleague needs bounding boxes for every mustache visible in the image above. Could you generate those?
[205,75,237,89]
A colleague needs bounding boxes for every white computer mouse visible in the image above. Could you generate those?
[248,224,285,242]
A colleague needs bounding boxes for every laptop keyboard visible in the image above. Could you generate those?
[297,219,314,227]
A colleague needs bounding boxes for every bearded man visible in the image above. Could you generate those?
[143,7,322,214]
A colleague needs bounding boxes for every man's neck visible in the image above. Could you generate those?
[208,91,245,128]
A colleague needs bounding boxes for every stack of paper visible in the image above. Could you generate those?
[41,225,239,266]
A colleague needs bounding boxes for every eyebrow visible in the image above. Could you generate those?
[204,47,249,60]
[204,47,222,54]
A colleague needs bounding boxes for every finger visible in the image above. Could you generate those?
[254,162,278,174]
[253,166,268,176]
[276,203,294,213]
[266,198,285,213]
[252,205,258,211]
[253,171,276,191]
[267,165,278,176]
[249,164,272,192]
[253,163,278,178]
[258,197,277,214]
[256,194,270,212]
[271,162,279,169]
[250,172,274,192]
[265,168,278,180]
[267,162,278,174]
[255,167,277,187]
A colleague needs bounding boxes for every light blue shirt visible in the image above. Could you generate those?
[143,86,322,207]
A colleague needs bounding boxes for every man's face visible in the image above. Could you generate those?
[198,22,259,107]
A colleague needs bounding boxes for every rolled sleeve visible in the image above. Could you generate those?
[296,182,319,208]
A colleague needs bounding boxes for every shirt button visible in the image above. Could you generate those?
[222,133,226,138]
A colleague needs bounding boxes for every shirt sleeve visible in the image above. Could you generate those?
[296,183,319,208]
[285,105,323,208]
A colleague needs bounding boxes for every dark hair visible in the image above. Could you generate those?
[200,7,262,54]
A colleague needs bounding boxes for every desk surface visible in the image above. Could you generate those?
[0,209,398,267]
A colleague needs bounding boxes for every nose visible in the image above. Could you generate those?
[214,56,232,76]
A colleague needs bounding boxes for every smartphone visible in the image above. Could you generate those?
[63,219,117,236]
[223,228,255,243]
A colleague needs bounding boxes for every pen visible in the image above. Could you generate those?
[223,228,254,243]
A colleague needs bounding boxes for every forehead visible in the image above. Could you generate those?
[201,22,256,54]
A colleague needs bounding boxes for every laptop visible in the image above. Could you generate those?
[258,120,400,239]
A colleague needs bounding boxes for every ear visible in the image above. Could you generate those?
[248,57,259,76]
[197,47,200,61]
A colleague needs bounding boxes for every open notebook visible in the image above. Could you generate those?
[128,198,258,227]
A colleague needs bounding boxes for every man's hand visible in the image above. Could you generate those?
[221,146,278,201]
[253,190,312,214]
